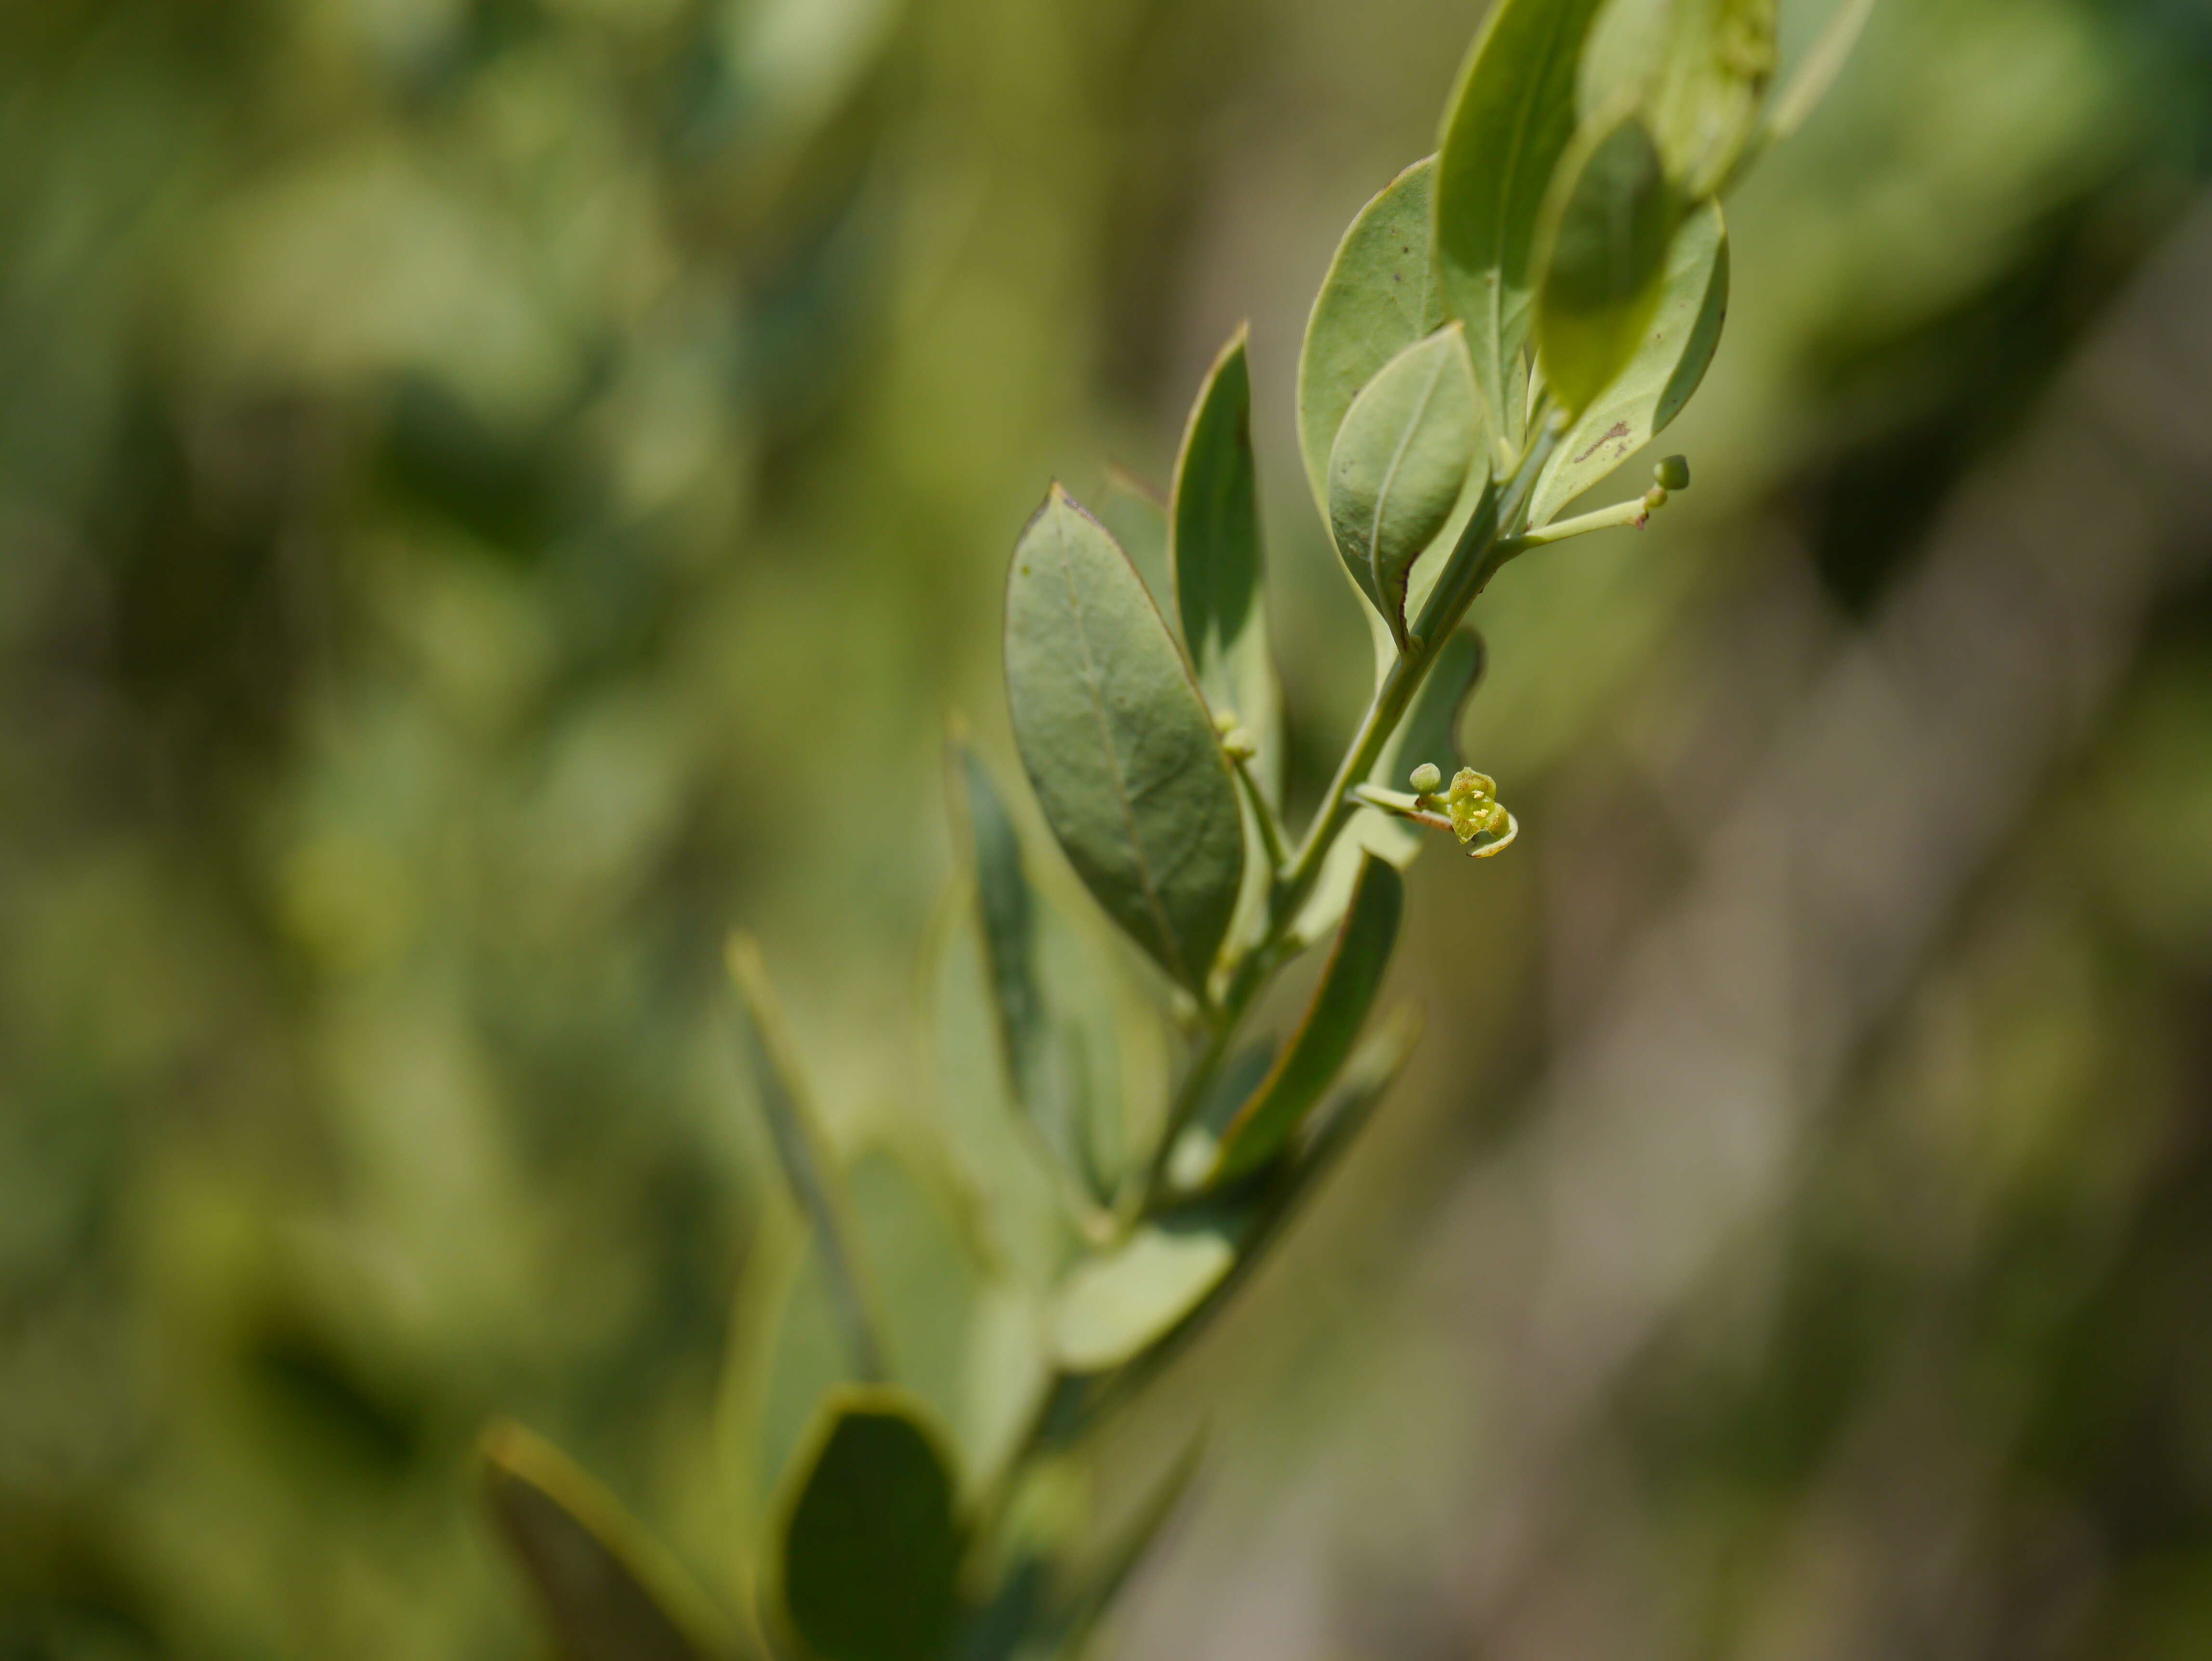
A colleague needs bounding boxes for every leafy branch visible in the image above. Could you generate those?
[477,3,1870,1659]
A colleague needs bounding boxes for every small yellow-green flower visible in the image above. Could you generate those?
[1445,768,1507,844]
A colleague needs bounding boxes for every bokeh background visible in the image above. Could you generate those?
[8,0,2212,1657]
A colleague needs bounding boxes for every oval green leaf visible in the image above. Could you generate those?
[481,1423,737,1661]
[779,1390,965,1661]
[1172,328,1282,805]
[1297,156,1446,527]
[1049,1215,1238,1375]
[1211,856,1404,1185]
[1005,487,1246,997]
[1434,0,1610,458]
[1535,111,1681,419]
[1581,0,1778,198]
[1531,199,1727,526]
[1328,326,1486,647]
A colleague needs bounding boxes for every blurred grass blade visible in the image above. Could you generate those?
[1210,856,1404,1185]
[729,936,891,1384]
[1536,112,1682,418]
[1005,486,1246,998]
[1297,158,1445,536]
[1327,325,1488,648]
[1434,0,1609,458]
[1295,629,1486,944]
[1048,1212,1239,1375]
[1531,201,1728,525]
[1172,328,1283,805]
[950,738,1088,1189]
[1582,0,1779,197]
[1765,0,1877,144]
[779,1388,966,1661]
[480,1422,738,1661]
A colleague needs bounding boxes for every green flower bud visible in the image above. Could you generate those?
[1409,763,1443,795]
[1653,454,1691,493]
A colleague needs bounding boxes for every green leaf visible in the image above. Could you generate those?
[850,1148,985,1446]
[1293,630,1485,945]
[481,1423,737,1661]
[1530,200,1727,526]
[1327,325,1488,648]
[1290,1009,1422,1176]
[729,937,891,1384]
[1534,112,1681,418]
[1172,328,1283,805]
[925,889,1070,1289]
[1005,486,1246,997]
[1296,156,1446,523]
[952,740,1089,1186]
[1049,1213,1238,1374]
[779,1390,965,1661]
[1434,0,1610,458]
[1582,0,1778,198]
[1094,465,1172,619]
[1210,857,1403,1184]
[958,1282,1053,1495]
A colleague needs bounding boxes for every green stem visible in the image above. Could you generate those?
[1140,418,1567,1206]
[1227,746,1291,874]
[1499,489,1657,555]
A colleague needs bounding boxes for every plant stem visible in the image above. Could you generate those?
[1499,490,1655,554]
[1227,747,1291,874]
[1140,418,1567,1206]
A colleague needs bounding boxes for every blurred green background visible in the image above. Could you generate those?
[7,0,2212,1657]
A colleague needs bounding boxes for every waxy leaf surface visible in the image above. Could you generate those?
[1328,325,1487,646]
[1535,112,1679,418]
[1006,488,1245,996]
[1211,856,1404,1183]
[1434,0,1609,456]
[1297,156,1446,525]
[1531,200,1727,525]
[780,1390,964,1661]
[1172,330,1282,804]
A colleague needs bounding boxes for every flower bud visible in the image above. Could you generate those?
[1409,763,1443,795]
[1653,454,1691,493]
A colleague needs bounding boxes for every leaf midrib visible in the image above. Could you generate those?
[1365,345,1450,623]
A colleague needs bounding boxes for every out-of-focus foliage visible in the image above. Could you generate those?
[7,0,2212,1658]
